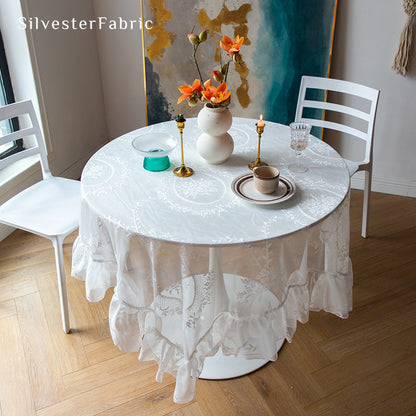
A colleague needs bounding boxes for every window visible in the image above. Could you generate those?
[0,30,23,159]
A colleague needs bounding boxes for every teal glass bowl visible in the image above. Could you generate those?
[132,133,178,172]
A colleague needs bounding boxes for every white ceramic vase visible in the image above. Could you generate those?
[197,104,234,164]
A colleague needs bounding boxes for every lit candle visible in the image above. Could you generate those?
[257,114,265,127]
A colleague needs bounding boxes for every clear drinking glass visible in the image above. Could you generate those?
[289,122,311,173]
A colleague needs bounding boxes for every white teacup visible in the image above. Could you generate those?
[253,166,280,194]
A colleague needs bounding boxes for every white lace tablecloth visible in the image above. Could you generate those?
[72,117,352,403]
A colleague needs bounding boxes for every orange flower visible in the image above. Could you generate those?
[220,35,244,56]
[177,79,203,104]
[202,80,231,106]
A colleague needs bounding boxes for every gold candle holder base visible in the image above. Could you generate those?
[248,159,268,170]
[173,165,194,177]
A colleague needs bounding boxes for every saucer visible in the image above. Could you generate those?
[231,173,296,205]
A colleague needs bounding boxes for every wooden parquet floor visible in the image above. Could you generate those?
[0,189,415,416]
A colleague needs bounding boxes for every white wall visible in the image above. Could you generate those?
[21,0,109,179]
[93,0,147,139]
[330,0,416,197]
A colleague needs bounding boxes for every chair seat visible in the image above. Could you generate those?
[0,176,80,237]
[343,158,360,177]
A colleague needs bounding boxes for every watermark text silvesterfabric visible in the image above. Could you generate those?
[18,17,153,30]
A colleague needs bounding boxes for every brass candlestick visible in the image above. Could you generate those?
[173,114,193,177]
[248,122,268,170]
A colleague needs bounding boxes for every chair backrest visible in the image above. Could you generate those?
[295,76,379,167]
[0,100,51,178]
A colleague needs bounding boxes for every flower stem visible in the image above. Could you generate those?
[193,43,204,85]
[224,62,230,83]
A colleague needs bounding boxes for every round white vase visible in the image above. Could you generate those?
[197,104,234,164]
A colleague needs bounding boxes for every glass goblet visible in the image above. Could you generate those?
[289,122,311,173]
[132,133,177,172]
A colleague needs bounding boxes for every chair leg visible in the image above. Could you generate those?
[361,169,372,238]
[52,236,71,333]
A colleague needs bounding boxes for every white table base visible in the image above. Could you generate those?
[201,250,286,380]
[199,339,284,379]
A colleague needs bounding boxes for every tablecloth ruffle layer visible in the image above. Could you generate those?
[71,193,352,404]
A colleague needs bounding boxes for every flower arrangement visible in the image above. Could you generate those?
[177,28,245,108]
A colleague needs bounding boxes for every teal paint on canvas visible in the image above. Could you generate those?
[254,0,336,125]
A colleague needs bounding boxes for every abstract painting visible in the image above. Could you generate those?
[141,0,337,126]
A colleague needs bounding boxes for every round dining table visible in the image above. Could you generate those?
[72,117,352,404]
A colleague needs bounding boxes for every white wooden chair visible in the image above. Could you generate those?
[0,100,80,332]
[295,76,379,238]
